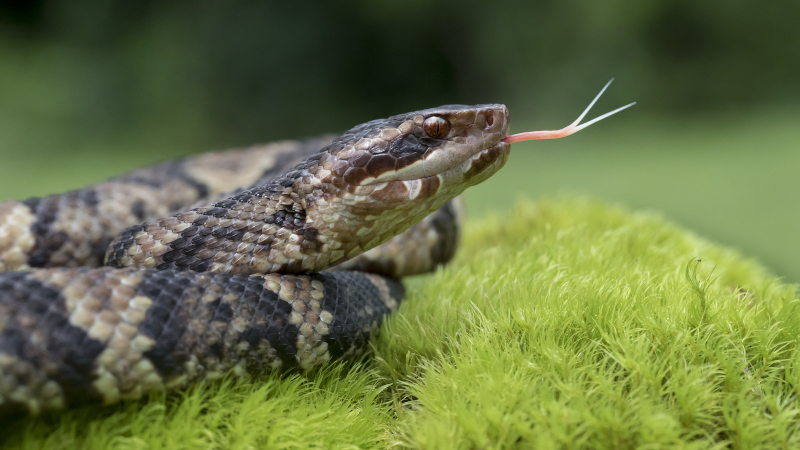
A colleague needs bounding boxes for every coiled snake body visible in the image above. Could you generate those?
[0,105,511,417]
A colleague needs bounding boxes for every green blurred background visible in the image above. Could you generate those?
[1,1,798,280]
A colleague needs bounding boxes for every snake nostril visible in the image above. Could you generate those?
[485,114,494,127]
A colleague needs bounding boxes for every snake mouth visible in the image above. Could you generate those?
[452,139,511,186]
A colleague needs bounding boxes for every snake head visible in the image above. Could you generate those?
[292,104,511,266]
[323,104,511,188]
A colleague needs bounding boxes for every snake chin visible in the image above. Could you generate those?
[462,141,511,186]
[434,140,511,192]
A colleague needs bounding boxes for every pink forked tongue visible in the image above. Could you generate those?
[502,79,636,144]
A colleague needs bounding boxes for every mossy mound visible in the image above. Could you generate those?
[5,199,799,449]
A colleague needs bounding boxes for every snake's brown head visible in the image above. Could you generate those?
[315,103,510,194]
[289,104,510,265]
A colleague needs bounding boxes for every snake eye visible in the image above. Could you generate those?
[423,116,450,139]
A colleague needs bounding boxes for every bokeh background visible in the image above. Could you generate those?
[1,1,799,279]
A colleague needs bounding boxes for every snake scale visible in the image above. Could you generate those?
[0,81,632,419]
[0,104,511,418]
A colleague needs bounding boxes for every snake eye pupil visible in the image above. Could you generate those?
[423,116,450,139]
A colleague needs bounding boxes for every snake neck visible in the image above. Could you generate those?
[105,150,469,275]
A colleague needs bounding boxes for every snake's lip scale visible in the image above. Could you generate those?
[469,141,511,170]
[461,140,512,185]
[480,140,511,157]
[423,137,510,184]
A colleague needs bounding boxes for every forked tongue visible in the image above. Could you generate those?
[502,79,636,144]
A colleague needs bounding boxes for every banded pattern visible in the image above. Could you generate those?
[0,137,332,272]
[0,268,401,417]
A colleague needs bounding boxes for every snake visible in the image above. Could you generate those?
[0,81,633,419]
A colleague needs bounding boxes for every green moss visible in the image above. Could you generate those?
[4,198,799,449]
[379,199,799,449]
[3,364,393,450]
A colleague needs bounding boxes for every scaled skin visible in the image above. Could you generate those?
[0,138,333,271]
